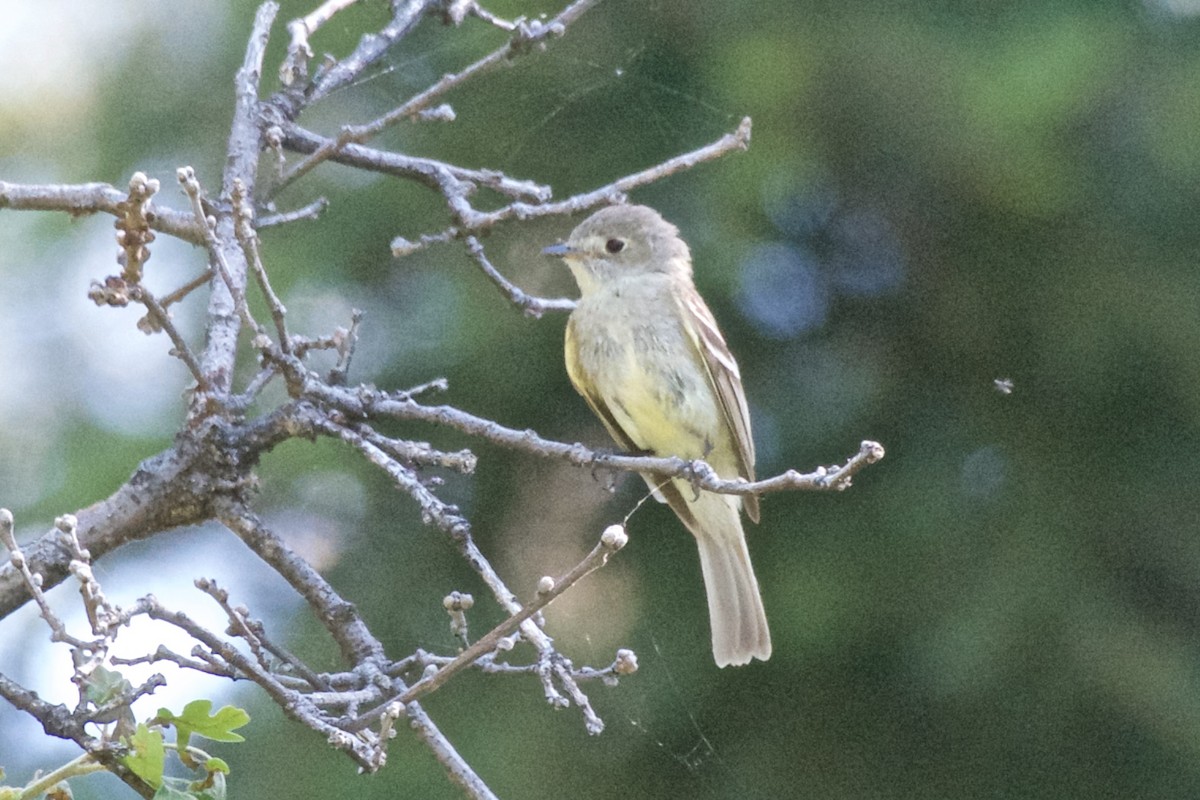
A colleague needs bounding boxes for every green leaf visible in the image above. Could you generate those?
[122,723,165,789]
[85,665,133,707]
[204,757,230,774]
[160,700,250,750]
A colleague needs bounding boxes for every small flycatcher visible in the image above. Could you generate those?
[544,204,771,667]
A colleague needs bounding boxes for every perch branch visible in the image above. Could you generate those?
[307,382,885,497]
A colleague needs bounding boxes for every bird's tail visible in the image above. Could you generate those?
[672,482,771,667]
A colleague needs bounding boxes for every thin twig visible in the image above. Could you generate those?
[0,180,205,243]
[230,365,279,408]
[355,422,477,473]
[258,197,329,228]
[308,382,885,498]
[406,703,499,800]
[11,753,110,798]
[378,115,754,249]
[459,0,520,30]
[112,645,238,678]
[274,0,600,192]
[318,420,470,535]
[215,502,386,666]
[274,122,552,202]
[0,511,89,649]
[195,577,332,691]
[280,0,362,86]
[135,288,209,386]
[327,310,363,386]
[391,229,458,256]
[449,116,754,231]
[232,178,291,353]
[306,0,440,104]
[465,235,576,318]
[361,0,598,132]
[178,167,264,338]
[158,269,215,310]
[347,524,627,731]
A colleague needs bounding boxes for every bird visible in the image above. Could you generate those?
[544,204,771,667]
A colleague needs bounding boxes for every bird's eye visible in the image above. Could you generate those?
[605,238,626,254]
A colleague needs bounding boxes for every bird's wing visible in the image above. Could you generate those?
[675,287,760,523]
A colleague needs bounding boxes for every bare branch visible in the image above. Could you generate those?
[307,383,885,498]
[356,422,478,473]
[0,511,90,649]
[0,180,205,243]
[111,645,237,678]
[465,235,576,318]
[133,594,385,769]
[179,167,265,339]
[135,288,210,386]
[3,753,109,799]
[452,0,520,30]
[390,229,458,256]
[377,116,754,250]
[305,0,439,105]
[275,122,552,202]
[232,178,292,353]
[215,502,385,666]
[158,269,215,310]
[274,0,600,192]
[360,0,600,133]
[258,196,329,228]
[280,0,362,86]
[329,323,360,391]
[317,419,467,529]
[198,1,277,397]
[314,406,607,730]
[448,116,753,231]
[349,524,628,731]
[406,703,499,800]
[195,577,331,690]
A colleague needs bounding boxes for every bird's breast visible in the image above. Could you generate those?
[570,293,721,459]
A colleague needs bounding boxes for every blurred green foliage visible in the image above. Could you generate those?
[4,0,1200,797]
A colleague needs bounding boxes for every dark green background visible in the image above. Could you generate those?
[4,0,1200,797]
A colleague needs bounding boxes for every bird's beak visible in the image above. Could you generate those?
[542,242,573,257]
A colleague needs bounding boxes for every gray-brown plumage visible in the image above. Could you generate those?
[545,204,770,667]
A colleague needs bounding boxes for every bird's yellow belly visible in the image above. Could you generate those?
[600,347,720,461]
